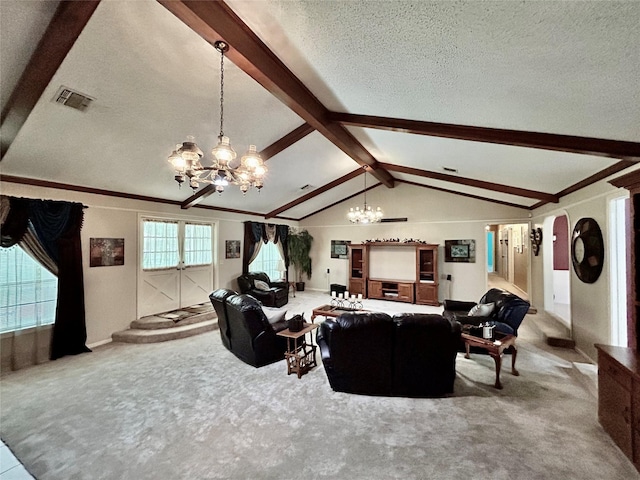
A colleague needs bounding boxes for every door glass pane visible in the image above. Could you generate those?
[184,223,212,266]
[142,220,179,270]
[0,246,58,332]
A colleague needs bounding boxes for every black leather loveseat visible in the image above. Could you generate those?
[237,272,289,308]
[317,312,461,397]
[442,288,530,336]
[209,289,289,367]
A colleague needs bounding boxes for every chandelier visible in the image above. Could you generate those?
[167,40,267,194]
[347,167,383,224]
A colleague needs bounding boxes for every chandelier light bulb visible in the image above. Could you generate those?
[241,145,263,170]
[212,136,236,164]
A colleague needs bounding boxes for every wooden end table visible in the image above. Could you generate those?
[276,322,318,379]
[461,331,519,389]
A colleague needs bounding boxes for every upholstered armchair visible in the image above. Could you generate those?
[237,271,289,308]
[442,288,530,336]
[209,290,289,367]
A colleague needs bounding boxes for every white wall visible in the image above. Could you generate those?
[530,164,640,361]
[301,182,530,303]
[1,182,296,346]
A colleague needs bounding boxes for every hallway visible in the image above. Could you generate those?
[487,272,529,301]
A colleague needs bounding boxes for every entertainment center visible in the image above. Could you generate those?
[348,242,439,306]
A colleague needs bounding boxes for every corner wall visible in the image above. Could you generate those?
[1,182,296,346]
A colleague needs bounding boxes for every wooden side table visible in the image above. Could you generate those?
[276,323,318,378]
[461,332,519,389]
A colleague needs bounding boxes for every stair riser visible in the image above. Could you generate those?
[112,323,218,344]
[131,312,216,330]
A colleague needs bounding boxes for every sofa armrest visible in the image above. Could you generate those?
[442,299,477,312]
[269,280,288,289]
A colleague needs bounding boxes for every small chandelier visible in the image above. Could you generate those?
[347,167,383,224]
[167,40,267,194]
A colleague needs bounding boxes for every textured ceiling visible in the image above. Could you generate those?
[1,0,639,219]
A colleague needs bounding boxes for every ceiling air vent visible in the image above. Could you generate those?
[53,86,94,111]
[442,166,458,174]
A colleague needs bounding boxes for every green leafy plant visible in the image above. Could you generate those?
[288,228,314,284]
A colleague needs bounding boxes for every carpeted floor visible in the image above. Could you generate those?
[0,291,637,480]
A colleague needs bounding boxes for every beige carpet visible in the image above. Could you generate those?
[0,291,637,480]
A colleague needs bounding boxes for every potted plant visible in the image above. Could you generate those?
[288,228,313,291]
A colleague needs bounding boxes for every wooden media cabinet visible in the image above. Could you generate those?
[348,242,439,305]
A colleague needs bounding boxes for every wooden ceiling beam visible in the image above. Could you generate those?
[380,162,559,203]
[330,112,640,161]
[397,179,530,210]
[180,122,314,209]
[529,160,636,210]
[265,168,363,219]
[158,1,394,189]
[0,1,101,160]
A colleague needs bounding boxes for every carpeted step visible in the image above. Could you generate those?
[131,310,216,330]
[112,320,218,344]
[526,312,575,349]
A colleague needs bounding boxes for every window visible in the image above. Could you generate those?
[184,223,212,266]
[0,246,58,333]
[249,242,285,281]
[142,220,179,270]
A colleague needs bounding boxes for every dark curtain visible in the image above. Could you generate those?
[0,196,90,360]
[242,222,290,279]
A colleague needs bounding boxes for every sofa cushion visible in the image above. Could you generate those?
[262,306,287,325]
[254,279,271,291]
[468,302,495,317]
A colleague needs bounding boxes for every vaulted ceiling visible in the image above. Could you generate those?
[2,0,639,220]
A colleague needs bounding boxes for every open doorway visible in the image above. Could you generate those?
[542,214,571,328]
[487,223,529,301]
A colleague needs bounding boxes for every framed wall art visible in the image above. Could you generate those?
[225,240,241,259]
[444,239,476,263]
[331,240,350,259]
[90,238,124,267]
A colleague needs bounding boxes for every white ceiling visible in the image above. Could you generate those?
[1,0,639,219]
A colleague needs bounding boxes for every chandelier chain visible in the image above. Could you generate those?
[219,46,225,140]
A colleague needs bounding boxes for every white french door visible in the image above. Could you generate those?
[138,218,214,318]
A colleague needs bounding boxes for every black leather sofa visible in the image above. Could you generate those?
[317,312,461,397]
[208,289,289,367]
[442,288,530,336]
[237,272,289,308]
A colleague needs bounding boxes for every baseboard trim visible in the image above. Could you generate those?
[88,339,112,349]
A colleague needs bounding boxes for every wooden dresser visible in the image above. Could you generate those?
[595,344,640,471]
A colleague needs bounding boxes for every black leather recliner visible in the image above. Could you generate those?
[317,312,461,397]
[209,288,236,350]
[442,288,530,336]
[237,272,289,308]
[209,289,289,367]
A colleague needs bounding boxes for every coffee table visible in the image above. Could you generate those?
[276,322,319,379]
[310,304,368,322]
[461,331,519,389]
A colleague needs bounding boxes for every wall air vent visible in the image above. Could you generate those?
[380,217,408,223]
[442,166,458,174]
[53,86,94,111]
